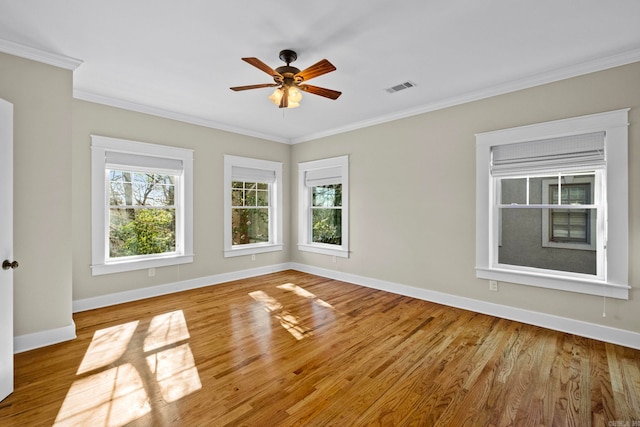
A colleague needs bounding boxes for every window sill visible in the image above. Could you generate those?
[298,243,349,258]
[541,241,596,251]
[476,266,629,299]
[224,243,283,258]
[91,254,194,276]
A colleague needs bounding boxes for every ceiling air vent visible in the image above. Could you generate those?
[386,81,416,93]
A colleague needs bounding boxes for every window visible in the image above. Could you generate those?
[298,155,349,257]
[476,109,629,299]
[224,155,283,257]
[91,135,194,275]
[542,176,596,251]
[312,184,343,245]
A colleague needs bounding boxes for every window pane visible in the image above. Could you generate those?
[313,184,342,207]
[501,176,563,205]
[231,188,243,206]
[109,171,175,207]
[232,208,269,245]
[500,178,527,205]
[256,189,269,206]
[499,207,596,275]
[109,208,176,257]
[108,169,177,259]
[245,187,257,206]
[312,208,342,245]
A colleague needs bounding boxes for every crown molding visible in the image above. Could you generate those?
[73,90,291,144]
[0,38,82,70]
[30,40,637,146]
[290,47,640,144]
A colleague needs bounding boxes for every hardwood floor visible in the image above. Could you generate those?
[1,270,639,426]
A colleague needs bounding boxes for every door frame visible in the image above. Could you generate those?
[0,97,14,402]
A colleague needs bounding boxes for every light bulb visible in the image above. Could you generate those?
[268,86,302,108]
[268,88,283,106]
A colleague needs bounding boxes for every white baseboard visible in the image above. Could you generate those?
[290,263,640,350]
[14,321,77,354]
[67,261,640,351]
[73,263,292,312]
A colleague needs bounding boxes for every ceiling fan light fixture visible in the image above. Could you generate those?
[231,50,340,108]
[269,86,302,108]
[268,88,282,105]
[288,86,302,106]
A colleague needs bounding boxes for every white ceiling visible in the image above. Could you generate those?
[1,1,639,144]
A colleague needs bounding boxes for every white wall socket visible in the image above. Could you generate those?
[489,280,498,291]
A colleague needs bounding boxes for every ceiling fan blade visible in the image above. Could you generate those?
[295,59,336,81]
[230,83,279,91]
[299,84,342,100]
[242,57,283,78]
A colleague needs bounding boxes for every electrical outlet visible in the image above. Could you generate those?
[489,280,498,291]
[332,256,337,263]
[148,268,155,277]
[251,254,256,261]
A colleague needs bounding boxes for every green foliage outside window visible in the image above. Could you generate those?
[312,184,342,245]
[232,181,269,245]
[110,208,176,257]
[109,170,177,258]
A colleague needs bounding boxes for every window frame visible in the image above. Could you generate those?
[475,109,629,299]
[91,135,194,275]
[298,155,349,258]
[223,155,283,258]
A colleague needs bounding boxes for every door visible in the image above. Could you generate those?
[0,98,14,401]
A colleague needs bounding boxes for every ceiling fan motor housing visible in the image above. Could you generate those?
[279,49,297,64]
[276,50,302,84]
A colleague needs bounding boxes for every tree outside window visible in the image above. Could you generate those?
[109,170,177,258]
[231,181,269,245]
[311,184,342,245]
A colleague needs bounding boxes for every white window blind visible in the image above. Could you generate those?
[305,166,342,187]
[105,151,183,175]
[231,166,276,183]
[491,131,605,176]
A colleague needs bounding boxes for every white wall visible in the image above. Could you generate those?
[0,53,74,340]
[292,61,640,334]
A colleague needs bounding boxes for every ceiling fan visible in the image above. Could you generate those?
[230,49,341,109]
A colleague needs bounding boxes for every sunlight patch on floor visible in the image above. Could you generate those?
[144,310,191,352]
[54,364,150,426]
[55,310,202,427]
[146,343,202,403]
[248,290,283,312]
[248,283,338,340]
[77,321,139,375]
[277,282,334,308]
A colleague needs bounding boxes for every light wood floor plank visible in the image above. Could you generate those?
[0,270,638,426]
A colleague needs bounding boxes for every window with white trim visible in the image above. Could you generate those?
[91,135,194,275]
[298,155,349,258]
[224,155,283,257]
[476,109,629,299]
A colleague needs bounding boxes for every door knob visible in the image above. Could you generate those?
[2,260,18,270]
